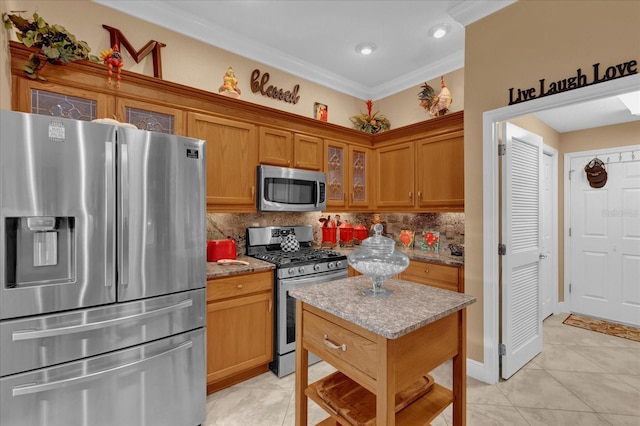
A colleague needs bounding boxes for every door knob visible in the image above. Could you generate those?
[539,253,549,260]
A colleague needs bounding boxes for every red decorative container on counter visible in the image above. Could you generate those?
[321,227,337,246]
[339,222,354,243]
[353,224,368,242]
[207,238,237,262]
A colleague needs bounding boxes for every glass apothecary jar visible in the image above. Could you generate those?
[347,224,409,296]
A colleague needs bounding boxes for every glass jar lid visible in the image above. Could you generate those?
[361,223,395,253]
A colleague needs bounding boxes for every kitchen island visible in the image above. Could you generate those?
[291,275,476,426]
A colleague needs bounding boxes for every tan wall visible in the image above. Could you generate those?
[378,68,465,129]
[464,0,640,362]
[1,0,464,132]
[0,0,364,126]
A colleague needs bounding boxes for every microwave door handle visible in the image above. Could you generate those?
[105,141,115,288]
[119,142,129,287]
[12,340,193,396]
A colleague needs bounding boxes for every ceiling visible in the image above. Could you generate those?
[95,0,639,133]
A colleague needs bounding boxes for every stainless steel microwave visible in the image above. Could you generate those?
[257,165,326,212]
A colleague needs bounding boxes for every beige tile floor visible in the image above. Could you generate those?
[204,313,640,425]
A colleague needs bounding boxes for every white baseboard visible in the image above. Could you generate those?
[467,357,495,385]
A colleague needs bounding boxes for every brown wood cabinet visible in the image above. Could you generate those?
[8,41,463,214]
[206,271,273,394]
[415,134,464,210]
[374,142,416,209]
[188,113,258,212]
[373,111,464,212]
[325,139,372,210]
[258,126,323,170]
[400,259,464,292]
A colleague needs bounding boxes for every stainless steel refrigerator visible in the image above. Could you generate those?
[0,110,207,426]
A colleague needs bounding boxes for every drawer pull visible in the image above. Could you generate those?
[323,334,346,351]
[424,270,429,274]
[237,284,243,289]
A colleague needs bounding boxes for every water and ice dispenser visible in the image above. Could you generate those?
[5,216,75,288]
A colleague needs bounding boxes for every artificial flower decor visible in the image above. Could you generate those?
[2,11,94,80]
[349,100,391,134]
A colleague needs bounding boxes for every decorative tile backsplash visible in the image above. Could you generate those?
[207,212,464,256]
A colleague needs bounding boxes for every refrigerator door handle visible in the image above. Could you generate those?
[119,142,129,287]
[105,141,115,288]
[12,299,193,341]
[11,340,193,396]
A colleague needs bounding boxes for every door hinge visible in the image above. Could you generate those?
[498,144,506,156]
[569,169,574,180]
[499,343,506,356]
[498,244,507,255]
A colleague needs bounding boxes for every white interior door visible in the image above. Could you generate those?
[501,122,543,380]
[540,150,555,319]
[569,148,640,326]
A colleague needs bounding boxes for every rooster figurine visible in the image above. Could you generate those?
[418,76,452,117]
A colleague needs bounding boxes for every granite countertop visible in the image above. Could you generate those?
[332,246,464,267]
[289,275,476,339]
[206,255,275,280]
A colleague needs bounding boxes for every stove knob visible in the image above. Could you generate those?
[328,262,335,269]
[313,264,321,271]
[298,266,305,274]
[288,268,295,275]
[336,261,343,268]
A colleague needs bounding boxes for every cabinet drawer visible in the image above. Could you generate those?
[207,271,272,301]
[303,311,377,379]
[401,261,459,292]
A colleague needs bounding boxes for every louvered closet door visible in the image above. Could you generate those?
[501,122,543,380]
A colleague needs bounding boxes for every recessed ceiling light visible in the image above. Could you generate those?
[429,24,450,39]
[355,43,376,55]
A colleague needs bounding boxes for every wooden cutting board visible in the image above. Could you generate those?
[315,372,435,426]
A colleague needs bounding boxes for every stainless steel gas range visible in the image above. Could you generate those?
[246,225,347,377]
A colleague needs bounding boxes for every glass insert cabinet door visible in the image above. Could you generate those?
[116,99,185,135]
[31,89,98,121]
[326,144,345,203]
[351,148,367,204]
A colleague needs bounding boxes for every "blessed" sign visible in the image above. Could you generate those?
[250,69,301,104]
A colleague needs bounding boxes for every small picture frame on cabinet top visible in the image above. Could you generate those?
[314,102,328,121]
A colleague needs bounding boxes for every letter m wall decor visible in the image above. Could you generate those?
[102,25,166,78]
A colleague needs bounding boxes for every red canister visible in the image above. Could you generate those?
[353,224,368,241]
[207,238,237,262]
[321,227,337,245]
[339,222,354,242]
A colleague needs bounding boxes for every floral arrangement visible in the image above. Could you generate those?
[2,11,95,80]
[350,100,391,134]
[420,231,440,251]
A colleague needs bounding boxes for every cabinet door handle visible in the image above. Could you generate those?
[323,334,346,351]
[424,270,430,274]
[409,191,413,202]
[251,186,255,198]
[237,284,243,289]
[418,191,422,202]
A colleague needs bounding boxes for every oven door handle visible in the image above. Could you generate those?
[279,270,347,287]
